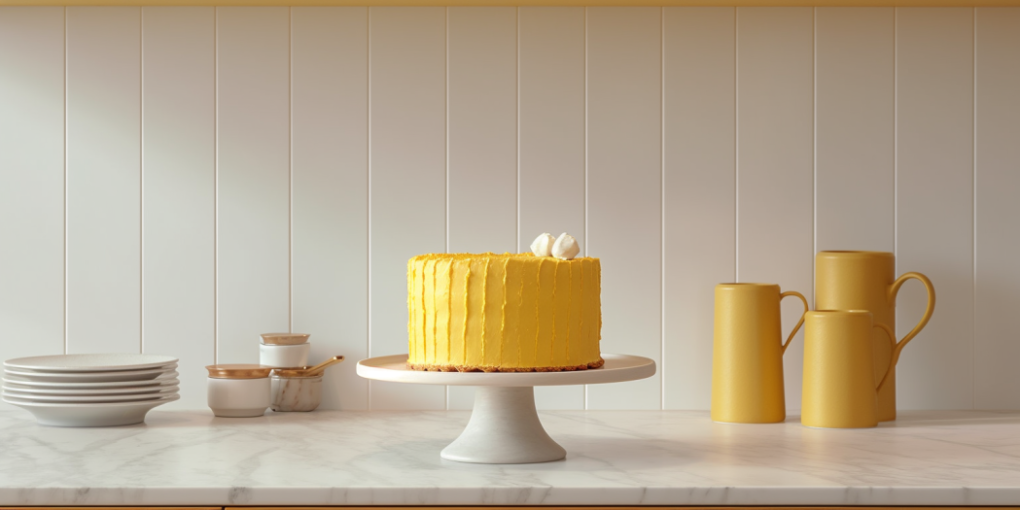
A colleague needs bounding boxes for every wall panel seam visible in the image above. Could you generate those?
[659,4,665,410]
[443,4,449,410]
[971,5,977,409]
[515,5,520,254]
[733,6,739,283]
[583,5,589,408]
[515,6,520,254]
[139,5,145,355]
[365,3,371,411]
[813,5,821,406]
[63,5,68,356]
[893,6,898,262]
[289,5,294,334]
[366,5,373,408]
[888,5,895,251]
[444,6,449,256]
[214,5,219,365]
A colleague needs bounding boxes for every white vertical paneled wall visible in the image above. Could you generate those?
[141,7,215,409]
[368,7,447,410]
[586,7,662,410]
[736,7,814,410]
[815,7,894,253]
[2,5,1020,412]
[216,7,291,365]
[662,7,735,410]
[445,7,517,410]
[66,7,141,354]
[895,8,974,409]
[0,8,65,412]
[290,7,369,410]
[974,8,1020,410]
[518,7,587,410]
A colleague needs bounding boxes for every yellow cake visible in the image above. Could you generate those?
[407,252,602,372]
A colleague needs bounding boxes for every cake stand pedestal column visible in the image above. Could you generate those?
[441,386,566,464]
[357,353,655,464]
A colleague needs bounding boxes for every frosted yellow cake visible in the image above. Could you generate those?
[407,252,602,372]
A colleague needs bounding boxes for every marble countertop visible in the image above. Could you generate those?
[2,409,1020,506]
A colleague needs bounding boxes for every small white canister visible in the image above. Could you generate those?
[259,333,311,368]
[206,364,273,418]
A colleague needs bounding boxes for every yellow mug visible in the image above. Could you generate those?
[802,310,896,428]
[815,251,936,421]
[711,283,809,424]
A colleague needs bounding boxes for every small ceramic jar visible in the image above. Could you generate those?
[270,371,322,412]
[206,364,272,418]
[259,343,311,368]
[259,333,311,368]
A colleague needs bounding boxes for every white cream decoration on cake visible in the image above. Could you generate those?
[530,233,556,257]
[551,233,580,260]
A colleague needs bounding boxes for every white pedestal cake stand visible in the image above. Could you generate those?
[356,353,655,464]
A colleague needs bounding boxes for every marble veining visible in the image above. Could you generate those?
[270,375,322,412]
[1,410,1020,506]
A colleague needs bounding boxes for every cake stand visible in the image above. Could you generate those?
[356,353,656,464]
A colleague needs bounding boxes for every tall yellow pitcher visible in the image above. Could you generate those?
[711,283,809,424]
[815,251,935,421]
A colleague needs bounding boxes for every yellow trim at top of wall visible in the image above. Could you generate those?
[2,0,1019,6]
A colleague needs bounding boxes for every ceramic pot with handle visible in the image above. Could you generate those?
[815,251,935,422]
[711,283,809,424]
[802,310,896,428]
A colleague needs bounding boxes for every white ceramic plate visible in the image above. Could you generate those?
[2,393,179,427]
[3,389,176,403]
[1,379,178,395]
[3,365,176,383]
[2,388,177,403]
[1,389,174,401]
[1,371,179,389]
[5,354,178,373]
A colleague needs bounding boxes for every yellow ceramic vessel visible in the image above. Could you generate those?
[815,251,935,421]
[802,310,896,428]
[711,283,809,424]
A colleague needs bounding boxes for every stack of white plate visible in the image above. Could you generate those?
[2,354,180,427]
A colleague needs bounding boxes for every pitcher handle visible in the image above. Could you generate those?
[779,290,809,355]
[873,323,897,392]
[887,272,936,368]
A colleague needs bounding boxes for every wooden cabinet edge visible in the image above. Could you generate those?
[225,503,1020,507]
[5,506,1020,509]
[2,0,1020,6]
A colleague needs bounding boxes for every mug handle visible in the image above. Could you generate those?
[887,272,936,369]
[873,323,897,392]
[779,290,810,355]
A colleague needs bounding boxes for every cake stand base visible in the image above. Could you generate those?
[357,353,655,464]
[441,386,565,464]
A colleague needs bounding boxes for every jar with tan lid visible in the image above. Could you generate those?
[259,333,311,368]
[206,364,272,418]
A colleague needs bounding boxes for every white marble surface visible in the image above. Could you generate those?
[2,409,1020,506]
